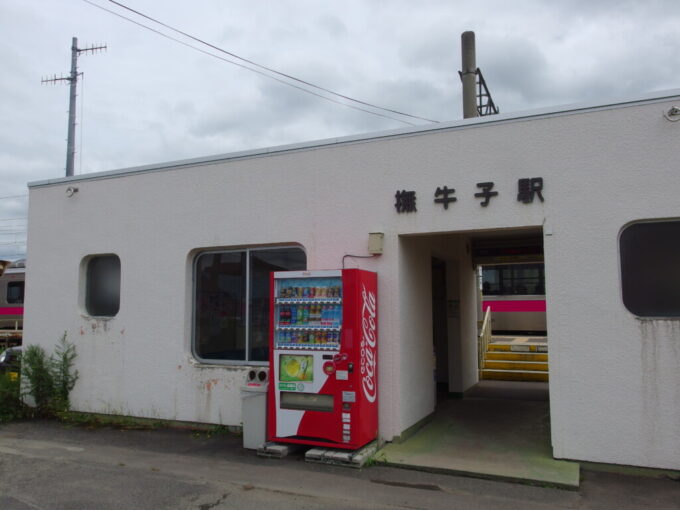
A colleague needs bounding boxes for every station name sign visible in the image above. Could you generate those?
[395,178,544,213]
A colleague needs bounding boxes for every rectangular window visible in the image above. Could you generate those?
[85,255,121,317]
[482,263,544,296]
[7,281,24,304]
[193,246,306,364]
[620,220,680,317]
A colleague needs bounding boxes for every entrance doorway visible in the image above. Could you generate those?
[382,229,573,486]
[409,229,548,398]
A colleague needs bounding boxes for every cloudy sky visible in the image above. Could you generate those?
[1,0,679,260]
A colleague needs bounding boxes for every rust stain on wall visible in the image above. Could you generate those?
[204,378,220,392]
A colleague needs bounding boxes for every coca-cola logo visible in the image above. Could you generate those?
[360,284,377,403]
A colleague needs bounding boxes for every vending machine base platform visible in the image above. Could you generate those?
[304,441,378,468]
[256,442,304,459]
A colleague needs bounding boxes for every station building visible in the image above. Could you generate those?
[25,90,680,470]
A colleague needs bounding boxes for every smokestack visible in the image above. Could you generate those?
[461,31,478,119]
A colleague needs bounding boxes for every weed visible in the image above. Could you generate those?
[191,424,237,439]
[22,344,55,416]
[364,451,387,467]
[52,333,79,412]
[20,332,79,418]
[0,371,24,423]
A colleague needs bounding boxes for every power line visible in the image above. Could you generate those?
[0,194,28,200]
[81,0,416,126]
[106,0,439,124]
[82,0,438,126]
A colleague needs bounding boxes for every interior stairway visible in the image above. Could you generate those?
[480,342,548,382]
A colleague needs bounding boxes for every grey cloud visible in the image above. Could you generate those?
[317,15,348,38]
[480,36,552,108]
[399,31,458,73]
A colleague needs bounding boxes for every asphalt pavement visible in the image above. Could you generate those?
[0,420,678,509]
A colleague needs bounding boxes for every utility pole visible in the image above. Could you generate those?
[42,37,106,177]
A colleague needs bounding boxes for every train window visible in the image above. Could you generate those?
[7,281,24,304]
[620,221,680,317]
[482,264,544,296]
[193,246,306,364]
[85,255,121,317]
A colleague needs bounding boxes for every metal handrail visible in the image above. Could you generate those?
[478,305,492,370]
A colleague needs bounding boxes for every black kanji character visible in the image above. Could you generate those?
[474,182,498,207]
[434,186,457,209]
[395,190,417,213]
[517,178,545,204]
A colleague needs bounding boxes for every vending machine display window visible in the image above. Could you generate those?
[279,355,313,382]
[274,276,343,351]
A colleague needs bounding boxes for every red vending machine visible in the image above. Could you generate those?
[268,269,377,450]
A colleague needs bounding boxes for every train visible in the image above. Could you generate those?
[480,262,546,334]
[0,259,25,333]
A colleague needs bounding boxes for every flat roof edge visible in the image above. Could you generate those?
[29,88,680,189]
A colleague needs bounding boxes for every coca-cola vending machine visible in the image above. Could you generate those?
[267,269,377,450]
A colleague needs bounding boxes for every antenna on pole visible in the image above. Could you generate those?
[42,37,107,177]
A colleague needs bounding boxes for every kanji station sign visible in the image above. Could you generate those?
[395,178,544,213]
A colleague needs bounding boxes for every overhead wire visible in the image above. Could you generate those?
[81,1,414,126]
[81,0,438,126]
[106,0,439,124]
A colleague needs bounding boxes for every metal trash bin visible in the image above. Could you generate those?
[241,368,269,449]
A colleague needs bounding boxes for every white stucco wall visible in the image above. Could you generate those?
[25,92,680,468]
